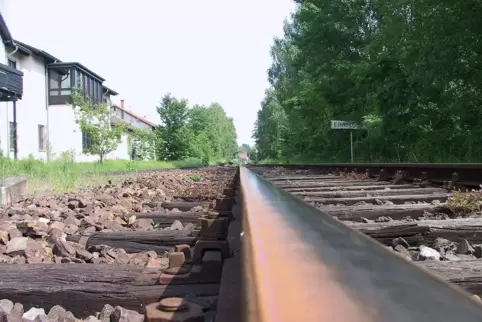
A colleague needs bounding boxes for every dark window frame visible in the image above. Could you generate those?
[82,131,94,152]
[48,64,105,105]
[7,59,16,69]
[48,67,73,105]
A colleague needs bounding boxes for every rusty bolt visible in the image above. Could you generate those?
[164,266,191,276]
[145,299,204,322]
[159,297,189,312]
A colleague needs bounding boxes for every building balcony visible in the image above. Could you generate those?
[47,62,106,105]
[0,62,23,101]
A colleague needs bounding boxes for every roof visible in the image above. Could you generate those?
[48,62,105,82]
[13,40,60,63]
[0,13,13,44]
[13,40,118,93]
[102,85,118,96]
[238,152,249,160]
[112,104,157,128]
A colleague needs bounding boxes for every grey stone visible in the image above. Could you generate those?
[32,314,48,322]
[0,177,27,206]
[0,299,13,314]
[392,237,409,249]
[6,237,28,255]
[22,308,46,321]
[98,304,114,322]
[394,244,411,261]
[47,304,67,321]
[170,220,183,231]
[109,306,144,322]
[419,245,440,261]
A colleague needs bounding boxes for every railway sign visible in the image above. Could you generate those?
[331,120,361,130]
[331,120,364,162]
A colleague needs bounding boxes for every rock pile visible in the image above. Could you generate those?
[390,236,482,262]
[0,168,232,265]
[0,301,145,322]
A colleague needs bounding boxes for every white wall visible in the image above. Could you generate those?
[0,5,10,156]
[0,52,48,160]
[0,39,6,64]
[0,40,146,162]
[6,52,48,160]
[49,103,130,162]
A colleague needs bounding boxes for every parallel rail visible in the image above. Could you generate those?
[238,166,482,322]
[249,163,482,187]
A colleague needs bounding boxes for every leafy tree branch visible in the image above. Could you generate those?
[71,90,125,163]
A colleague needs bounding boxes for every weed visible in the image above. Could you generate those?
[340,171,369,180]
[394,170,405,180]
[189,174,203,182]
[447,189,482,216]
[0,157,208,195]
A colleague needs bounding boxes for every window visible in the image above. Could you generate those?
[82,131,94,152]
[48,64,104,105]
[48,68,72,105]
[93,81,98,102]
[7,59,16,69]
[9,122,15,152]
[38,125,46,151]
[84,77,90,99]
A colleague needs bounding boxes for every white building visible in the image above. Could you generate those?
[0,12,156,162]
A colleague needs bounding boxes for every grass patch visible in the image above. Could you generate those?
[339,171,369,180]
[189,174,203,182]
[0,155,207,195]
[448,190,482,216]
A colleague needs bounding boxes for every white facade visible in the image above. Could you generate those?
[0,19,155,162]
[1,51,48,160]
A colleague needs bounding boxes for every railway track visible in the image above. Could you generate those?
[4,163,482,321]
[0,166,239,322]
[241,164,482,321]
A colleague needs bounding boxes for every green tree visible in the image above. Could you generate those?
[128,128,156,160]
[253,0,482,163]
[186,102,238,163]
[155,94,193,160]
[155,94,238,163]
[71,91,124,163]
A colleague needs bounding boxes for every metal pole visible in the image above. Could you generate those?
[13,99,17,160]
[350,130,353,162]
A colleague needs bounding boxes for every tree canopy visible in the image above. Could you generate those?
[155,93,238,163]
[253,0,482,163]
[71,91,124,163]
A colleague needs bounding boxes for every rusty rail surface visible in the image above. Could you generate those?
[238,166,482,322]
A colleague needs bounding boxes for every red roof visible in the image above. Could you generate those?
[112,104,156,128]
[238,152,249,160]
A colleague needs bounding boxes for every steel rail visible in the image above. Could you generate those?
[239,166,482,322]
[250,163,482,169]
[249,163,482,186]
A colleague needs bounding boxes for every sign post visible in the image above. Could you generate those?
[350,130,353,163]
[331,120,362,162]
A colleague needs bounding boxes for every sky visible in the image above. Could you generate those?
[3,0,295,146]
